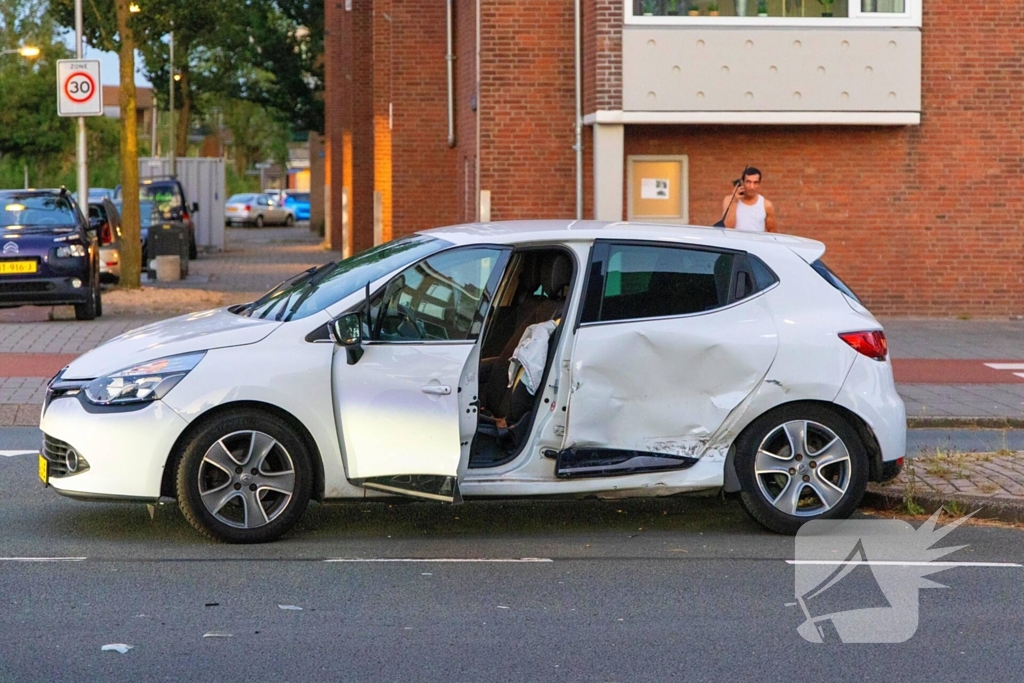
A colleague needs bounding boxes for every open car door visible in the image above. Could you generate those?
[332,246,509,502]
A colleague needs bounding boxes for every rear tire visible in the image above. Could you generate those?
[284,214,294,227]
[188,232,197,260]
[255,215,264,229]
[176,409,312,543]
[735,403,868,535]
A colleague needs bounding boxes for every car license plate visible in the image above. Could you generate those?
[227,207,238,213]
[38,455,47,484]
[0,261,36,275]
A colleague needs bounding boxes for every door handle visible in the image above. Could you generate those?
[421,385,452,396]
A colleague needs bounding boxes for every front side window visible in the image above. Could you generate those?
[370,247,507,342]
[582,243,741,323]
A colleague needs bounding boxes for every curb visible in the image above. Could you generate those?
[864,487,1024,524]
[907,417,1024,429]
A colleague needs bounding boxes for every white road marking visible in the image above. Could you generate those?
[787,560,1021,568]
[984,363,1024,371]
[324,558,553,563]
[0,557,86,562]
[0,450,38,457]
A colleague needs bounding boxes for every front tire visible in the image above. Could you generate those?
[176,409,312,543]
[735,404,868,535]
[74,269,99,321]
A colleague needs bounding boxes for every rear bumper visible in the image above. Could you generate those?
[99,246,120,282]
[834,354,907,463]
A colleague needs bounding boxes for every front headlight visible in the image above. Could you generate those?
[84,352,206,405]
[56,243,87,258]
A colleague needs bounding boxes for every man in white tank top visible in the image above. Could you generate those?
[723,167,777,233]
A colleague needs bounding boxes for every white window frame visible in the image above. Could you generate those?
[623,0,921,28]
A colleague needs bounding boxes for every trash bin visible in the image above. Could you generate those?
[147,222,189,280]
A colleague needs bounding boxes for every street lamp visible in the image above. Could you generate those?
[0,46,41,58]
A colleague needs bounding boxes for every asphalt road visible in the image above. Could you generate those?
[2,442,1024,681]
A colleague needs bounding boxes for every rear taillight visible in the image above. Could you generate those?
[100,223,113,245]
[839,330,888,361]
[244,205,251,212]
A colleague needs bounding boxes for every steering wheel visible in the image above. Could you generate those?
[397,303,426,338]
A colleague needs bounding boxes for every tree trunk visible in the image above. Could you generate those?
[175,67,191,158]
[115,0,141,288]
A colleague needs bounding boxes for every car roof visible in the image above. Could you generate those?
[419,220,826,263]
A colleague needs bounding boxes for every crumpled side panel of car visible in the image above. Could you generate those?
[565,297,779,459]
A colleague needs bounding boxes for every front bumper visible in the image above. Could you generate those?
[0,275,91,306]
[39,393,190,500]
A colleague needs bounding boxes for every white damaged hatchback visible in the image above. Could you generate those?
[39,221,906,542]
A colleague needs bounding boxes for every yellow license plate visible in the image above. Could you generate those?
[38,455,47,485]
[227,207,238,212]
[0,261,36,275]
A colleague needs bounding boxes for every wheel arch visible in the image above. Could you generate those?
[160,400,326,502]
[722,399,884,493]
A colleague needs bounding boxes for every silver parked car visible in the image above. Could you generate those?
[225,193,294,228]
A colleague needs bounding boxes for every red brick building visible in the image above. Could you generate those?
[324,0,1024,317]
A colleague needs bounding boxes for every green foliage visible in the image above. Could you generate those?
[225,165,260,196]
[0,3,75,173]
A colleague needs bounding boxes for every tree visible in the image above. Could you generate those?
[51,0,142,286]
[0,2,74,178]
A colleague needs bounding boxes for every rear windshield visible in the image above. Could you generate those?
[811,259,861,304]
[287,193,310,203]
[228,194,255,203]
[140,183,184,219]
[1,194,78,227]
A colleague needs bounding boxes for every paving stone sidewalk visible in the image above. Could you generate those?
[867,446,1024,523]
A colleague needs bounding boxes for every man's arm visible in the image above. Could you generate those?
[724,195,739,228]
[764,198,777,232]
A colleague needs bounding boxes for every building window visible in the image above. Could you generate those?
[627,0,917,24]
[627,155,689,224]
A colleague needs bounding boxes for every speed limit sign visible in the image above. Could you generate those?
[57,60,103,117]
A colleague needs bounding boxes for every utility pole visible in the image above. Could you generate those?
[75,0,88,205]
[169,25,175,176]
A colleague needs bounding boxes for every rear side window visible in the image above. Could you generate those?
[581,243,738,323]
[811,260,861,304]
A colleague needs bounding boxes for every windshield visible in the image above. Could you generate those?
[811,259,862,304]
[236,234,449,322]
[140,183,184,219]
[113,200,160,227]
[1,194,78,228]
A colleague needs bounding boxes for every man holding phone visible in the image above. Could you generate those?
[722,167,777,233]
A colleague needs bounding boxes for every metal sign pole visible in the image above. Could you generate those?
[75,0,88,206]
[169,27,175,177]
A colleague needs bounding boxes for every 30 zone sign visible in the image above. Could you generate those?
[57,60,103,117]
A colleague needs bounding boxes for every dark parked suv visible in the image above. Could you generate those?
[138,177,198,260]
[0,189,102,320]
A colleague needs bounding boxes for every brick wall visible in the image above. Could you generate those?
[621,4,1024,317]
[479,0,578,220]
[583,0,622,115]
[389,0,460,238]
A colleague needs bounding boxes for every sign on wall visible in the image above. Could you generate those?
[56,60,103,117]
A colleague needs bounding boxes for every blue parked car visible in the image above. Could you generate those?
[0,189,102,320]
[282,191,311,221]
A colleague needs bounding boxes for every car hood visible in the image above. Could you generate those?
[62,307,280,379]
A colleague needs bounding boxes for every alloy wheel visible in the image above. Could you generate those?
[197,430,296,529]
[753,420,851,517]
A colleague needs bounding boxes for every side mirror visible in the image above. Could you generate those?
[330,313,364,365]
[191,202,199,213]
